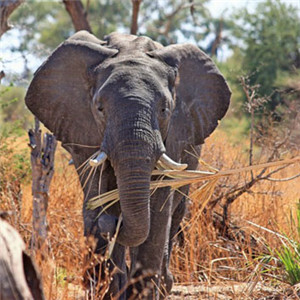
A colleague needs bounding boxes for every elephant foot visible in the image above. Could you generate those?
[160,270,174,299]
[83,260,127,300]
[83,237,127,300]
[126,268,161,300]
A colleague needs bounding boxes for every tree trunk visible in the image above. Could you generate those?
[28,118,57,251]
[62,0,92,33]
[130,0,142,35]
[0,0,24,38]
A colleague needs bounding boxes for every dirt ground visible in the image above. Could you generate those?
[66,282,294,299]
[169,283,292,299]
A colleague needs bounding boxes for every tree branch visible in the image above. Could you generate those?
[0,0,24,38]
[266,173,300,182]
[62,0,92,33]
[211,20,223,57]
[130,0,142,35]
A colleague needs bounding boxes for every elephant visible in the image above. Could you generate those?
[25,31,231,299]
[0,218,45,300]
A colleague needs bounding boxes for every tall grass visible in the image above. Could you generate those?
[1,132,300,298]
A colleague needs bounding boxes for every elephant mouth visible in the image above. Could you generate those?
[88,150,187,247]
[89,151,187,171]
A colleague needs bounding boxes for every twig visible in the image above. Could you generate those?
[266,173,300,182]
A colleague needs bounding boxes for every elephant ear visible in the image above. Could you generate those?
[149,44,231,158]
[25,30,118,152]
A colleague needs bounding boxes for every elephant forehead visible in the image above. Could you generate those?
[97,59,171,98]
[101,72,168,101]
[100,54,170,78]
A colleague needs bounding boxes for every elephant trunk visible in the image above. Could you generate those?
[114,157,152,247]
[99,102,164,247]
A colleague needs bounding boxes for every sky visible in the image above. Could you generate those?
[209,0,300,16]
[1,0,300,77]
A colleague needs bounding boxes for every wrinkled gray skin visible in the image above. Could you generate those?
[0,219,45,300]
[25,31,231,299]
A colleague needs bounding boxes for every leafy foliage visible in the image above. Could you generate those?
[139,0,209,45]
[234,0,300,95]
[231,0,300,120]
[0,85,31,194]
[0,84,32,135]
[9,0,131,58]
[7,0,224,59]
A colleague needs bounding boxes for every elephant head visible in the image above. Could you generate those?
[25,31,231,248]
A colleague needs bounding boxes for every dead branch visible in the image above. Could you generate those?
[266,173,300,182]
[130,0,142,35]
[240,75,269,180]
[62,0,92,33]
[28,118,57,251]
[189,0,205,27]
[162,2,186,36]
[208,76,300,233]
[152,1,200,40]
[0,0,24,38]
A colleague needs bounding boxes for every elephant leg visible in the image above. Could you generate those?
[80,163,127,299]
[83,202,127,299]
[160,188,188,298]
[161,145,201,297]
[106,243,127,300]
[127,188,173,300]
[83,206,127,299]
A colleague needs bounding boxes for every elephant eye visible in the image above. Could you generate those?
[160,107,171,119]
[97,101,105,113]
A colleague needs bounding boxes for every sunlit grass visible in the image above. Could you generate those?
[1,131,300,298]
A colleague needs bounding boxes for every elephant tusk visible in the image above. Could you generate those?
[89,151,107,167]
[156,153,188,171]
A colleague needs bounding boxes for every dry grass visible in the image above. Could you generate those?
[1,131,300,299]
[169,132,300,298]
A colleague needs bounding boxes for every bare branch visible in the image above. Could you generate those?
[0,0,24,38]
[153,2,198,40]
[130,0,142,35]
[208,76,299,233]
[62,0,92,33]
[266,173,300,182]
